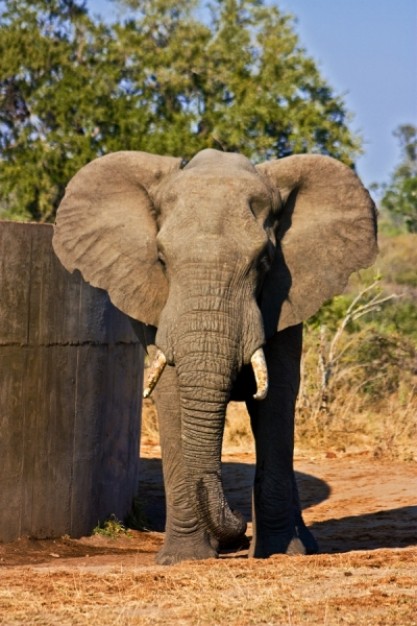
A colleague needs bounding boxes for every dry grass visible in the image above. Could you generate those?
[294,388,417,460]
[143,385,417,461]
[142,370,417,460]
[141,399,160,445]
[1,549,416,625]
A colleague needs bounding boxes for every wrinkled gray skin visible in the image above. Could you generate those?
[53,149,377,564]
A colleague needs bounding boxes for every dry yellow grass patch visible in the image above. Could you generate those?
[1,549,416,625]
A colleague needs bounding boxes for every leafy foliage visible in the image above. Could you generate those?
[0,0,135,220]
[93,514,131,538]
[0,0,361,221]
[381,125,417,233]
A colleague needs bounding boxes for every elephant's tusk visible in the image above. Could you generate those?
[143,349,167,398]
[251,347,269,401]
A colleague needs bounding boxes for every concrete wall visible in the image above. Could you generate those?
[0,221,144,541]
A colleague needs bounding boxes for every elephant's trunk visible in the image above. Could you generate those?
[175,332,246,542]
[153,268,266,542]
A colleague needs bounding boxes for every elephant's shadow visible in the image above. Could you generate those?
[137,457,417,553]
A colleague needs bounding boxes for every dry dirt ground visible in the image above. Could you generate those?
[0,407,416,625]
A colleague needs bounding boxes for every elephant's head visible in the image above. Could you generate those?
[53,148,377,539]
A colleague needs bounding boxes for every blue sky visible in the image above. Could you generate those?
[88,0,417,188]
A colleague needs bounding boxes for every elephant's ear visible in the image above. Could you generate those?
[53,151,182,326]
[256,155,378,333]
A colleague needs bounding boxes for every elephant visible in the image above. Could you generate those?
[52,148,377,564]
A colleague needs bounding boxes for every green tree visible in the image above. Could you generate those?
[381,125,417,233]
[115,0,360,160]
[0,0,139,220]
[0,0,362,221]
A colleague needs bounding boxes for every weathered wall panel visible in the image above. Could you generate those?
[0,221,143,542]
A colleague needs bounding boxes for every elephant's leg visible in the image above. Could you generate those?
[246,324,318,558]
[152,360,217,564]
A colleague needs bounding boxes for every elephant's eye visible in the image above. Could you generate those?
[250,199,266,217]
[158,251,166,267]
[249,189,270,219]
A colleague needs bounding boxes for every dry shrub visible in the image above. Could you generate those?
[296,321,417,459]
[224,402,253,449]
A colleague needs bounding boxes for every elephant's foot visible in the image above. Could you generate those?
[249,533,304,558]
[249,528,318,559]
[156,531,218,565]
